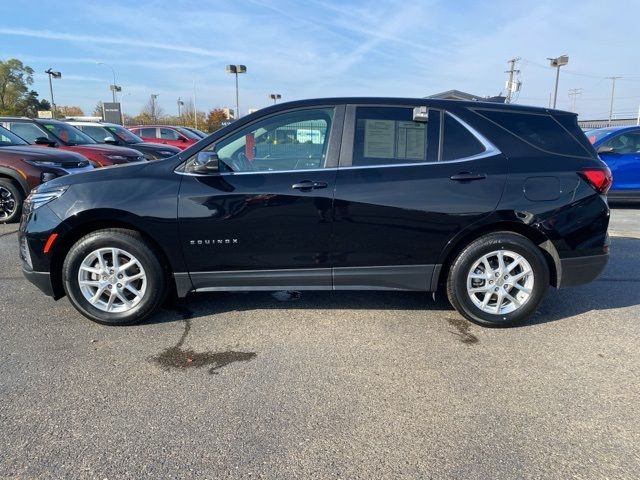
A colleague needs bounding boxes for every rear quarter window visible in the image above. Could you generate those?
[475,109,591,157]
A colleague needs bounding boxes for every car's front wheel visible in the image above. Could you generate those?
[62,229,167,325]
[446,232,549,327]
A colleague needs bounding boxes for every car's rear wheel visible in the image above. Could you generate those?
[446,232,549,327]
[63,229,167,325]
[0,179,23,224]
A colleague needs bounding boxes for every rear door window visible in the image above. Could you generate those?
[139,128,157,138]
[351,106,437,166]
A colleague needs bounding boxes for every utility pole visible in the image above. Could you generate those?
[504,57,521,103]
[607,76,621,126]
[568,88,583,113]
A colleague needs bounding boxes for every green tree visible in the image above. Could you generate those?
[16,90,50,117]
[0,58,35,114]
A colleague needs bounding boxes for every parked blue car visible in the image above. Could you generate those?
[587,125,640,202]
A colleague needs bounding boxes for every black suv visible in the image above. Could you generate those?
[19,98,611,327]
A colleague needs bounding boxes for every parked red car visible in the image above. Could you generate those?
[0,118,145,167]
[0,125,93,223]
[127,125,200,149]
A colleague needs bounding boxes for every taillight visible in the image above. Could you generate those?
[578,167,613,194]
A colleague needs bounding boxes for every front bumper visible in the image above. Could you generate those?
[557,253,609,288]
[22,266,56,297]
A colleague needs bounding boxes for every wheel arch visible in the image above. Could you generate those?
[0,166,30,195]
[435,220,560,291]
[48,214,182,300]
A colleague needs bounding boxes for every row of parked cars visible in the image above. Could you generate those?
[0,117,208,223]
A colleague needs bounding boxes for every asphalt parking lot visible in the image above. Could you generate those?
[1,208,639,479]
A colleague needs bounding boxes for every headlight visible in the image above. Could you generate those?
[25,186,68,211]
[25,159,64,168]
[105,154,127,161]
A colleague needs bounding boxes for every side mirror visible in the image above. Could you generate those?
[190,152,219,174]
[104,136,117,144]
[597,145,616,154]
[34,137,56,147]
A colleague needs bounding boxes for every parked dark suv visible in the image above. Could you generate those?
[0,125,92,223]
[19,98,611,327]
[67,121,181,160]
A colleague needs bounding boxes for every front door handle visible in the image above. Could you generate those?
[292,181,328,191]
[450,172,487,181]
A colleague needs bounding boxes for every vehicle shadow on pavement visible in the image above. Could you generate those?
[149,236,640,329]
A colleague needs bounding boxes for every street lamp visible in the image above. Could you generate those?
[547,55,569,109]
[44,68,61,116]
[177,97,185,117]
[269,93,282,104]
[225,64,247,118]
[96,62,121,102]
[150,94,159,120]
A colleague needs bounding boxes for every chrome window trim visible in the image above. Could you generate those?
[175,107,502,177]
[445,111,501,158]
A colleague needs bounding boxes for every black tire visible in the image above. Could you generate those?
[446,232,549,327]
[62,228,167,325]
[0,179,23,224]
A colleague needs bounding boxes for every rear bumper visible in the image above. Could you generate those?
[22,267,56,298]
[557,253,609,288]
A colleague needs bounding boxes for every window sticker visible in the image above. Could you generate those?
[396,121,425,160]
[364,119,395,158]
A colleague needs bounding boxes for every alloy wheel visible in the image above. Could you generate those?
[0,186,16,220]
[77,247,147,313]
[466,249,534,315]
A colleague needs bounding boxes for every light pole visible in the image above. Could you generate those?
[547,55,569,109]
[150,94,159,120]
[269,93,282,104]
[44,68,61,116]
[177,97,184,117]
[96,62,121,102]
[225,65,247,118]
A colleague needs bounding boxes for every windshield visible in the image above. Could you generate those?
[106,125,143,143]
[0,126,29,146]
[585,128,620,145]
[41,122,97,145]
[185,127,207,138]
[175,127,201,141]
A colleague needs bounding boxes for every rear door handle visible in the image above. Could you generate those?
[450,172,487,181]
[292,181,328,191]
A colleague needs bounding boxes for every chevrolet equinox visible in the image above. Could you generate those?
[19,98,611,327]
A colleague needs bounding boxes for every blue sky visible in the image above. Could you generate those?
[1,0,639,119]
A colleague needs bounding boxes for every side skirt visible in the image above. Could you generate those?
[176,265,440,297]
